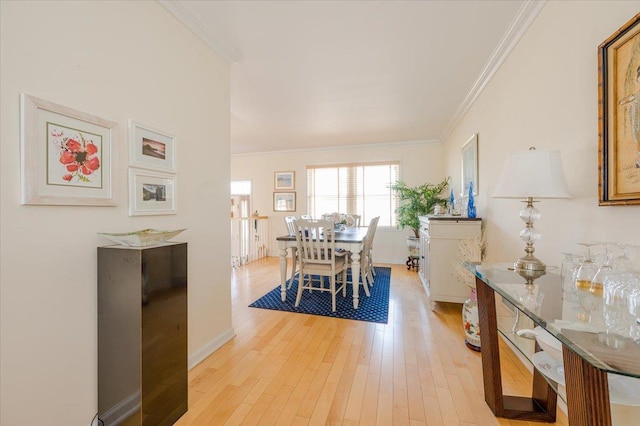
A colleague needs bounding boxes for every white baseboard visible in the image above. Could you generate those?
[373,258,405,265]
[188,327,236,370]
[94,329,235,425]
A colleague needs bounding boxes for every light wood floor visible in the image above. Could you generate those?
[176,258,569,425]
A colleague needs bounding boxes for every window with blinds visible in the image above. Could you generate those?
[306,162,400,227]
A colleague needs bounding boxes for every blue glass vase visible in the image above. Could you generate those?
[467,182,476,218]
[449,189,455,214]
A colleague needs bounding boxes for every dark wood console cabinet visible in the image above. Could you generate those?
[98,243,187,425]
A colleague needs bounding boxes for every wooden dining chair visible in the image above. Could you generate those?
[350,214,362,227]
[284,215,297,235]
[364,216,380,285]
[346,216,379,296]
[293,219,347,312]
[283,216,298,288]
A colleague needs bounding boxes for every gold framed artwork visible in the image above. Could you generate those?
[598,13,640,205]
[274,171,295,190]
[273,191,296,212]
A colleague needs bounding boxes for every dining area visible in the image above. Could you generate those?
[276,214,380,312]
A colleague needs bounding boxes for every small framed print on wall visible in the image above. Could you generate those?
[274,171,295,190]
[20,94,118,206]
[273,192,296,212]
[129,168,177,216]
[129,120,176,173]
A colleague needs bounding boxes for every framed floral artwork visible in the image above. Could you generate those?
[461,133,478,196]
[598,13,640,205]
[20,94,118,206]
[129,169,177,216]
[129,120,176,173]
[274,171,295,190]
[273,191,296,212]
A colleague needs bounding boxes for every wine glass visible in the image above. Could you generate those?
[561,253,584,301]
[629,285,640,343]
[589,244,613,319]
[601,272,639,347]
[602,272,630,336]
[574,243,599,322]
[612,243,636,272]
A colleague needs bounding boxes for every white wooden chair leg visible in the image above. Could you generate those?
[287,258,296,289]
[342,270,347,297]
[366,270,373,287]
[295,273,305,307]
[362,269,371,297]
[331,276,337,312]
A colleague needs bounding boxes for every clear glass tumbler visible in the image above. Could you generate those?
[574,243,599,323]
[561,253,583,302]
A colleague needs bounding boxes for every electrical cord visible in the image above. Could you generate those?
[91,412,105,426]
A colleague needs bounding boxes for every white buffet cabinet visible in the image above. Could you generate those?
[418,216,482,309]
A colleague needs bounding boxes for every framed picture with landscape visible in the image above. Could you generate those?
[129,120,176,173]
[274,171,295,190]
[273,191,296,212]
[598,13,640,205]
[129,168,177,216]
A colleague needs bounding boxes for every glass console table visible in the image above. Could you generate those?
[465,262,640,425]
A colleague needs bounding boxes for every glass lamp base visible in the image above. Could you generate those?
[515,255,546,285]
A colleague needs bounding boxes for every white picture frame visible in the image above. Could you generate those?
[20,94,118,206]
[461,133,478,196]
[129,120,176,173]
[129,168,177,216]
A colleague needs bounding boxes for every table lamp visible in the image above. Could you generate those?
[492,147,571,282]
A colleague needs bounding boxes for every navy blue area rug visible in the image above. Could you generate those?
[249,267,391,324]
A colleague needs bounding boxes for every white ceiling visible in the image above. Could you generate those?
[160,1,543,155]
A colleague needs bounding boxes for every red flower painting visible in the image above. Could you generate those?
[51,129,100,183]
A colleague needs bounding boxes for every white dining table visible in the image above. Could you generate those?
[276,227,369,309]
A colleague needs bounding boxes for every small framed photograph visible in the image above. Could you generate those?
[129,120,176,173]
[20,94,118,206]
[273,191,296,212]
[274,171,295,190]
[461,133,478,196]
[129,168,176,216]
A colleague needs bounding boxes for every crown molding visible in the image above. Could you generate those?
[158,0,242,64]
[231,139,441,157]
[439,0,546,143]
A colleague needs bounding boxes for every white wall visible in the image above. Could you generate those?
[0,2,231,425]
[231,142,445,264]
[443,1,640,268]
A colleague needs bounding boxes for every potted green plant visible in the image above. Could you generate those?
[390,177,450,238]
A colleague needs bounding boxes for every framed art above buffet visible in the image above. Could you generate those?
[598,13,640,205]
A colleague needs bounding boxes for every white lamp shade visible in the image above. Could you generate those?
[492,149,571,199]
